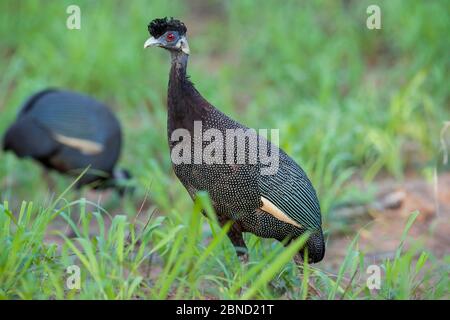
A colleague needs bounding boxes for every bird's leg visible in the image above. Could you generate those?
[228,224,249,263]
[294,253,304,271]
[42,169,56,194]
[218,216,249,263]
[64,184,85,238]
[293,252,321,298]
[237,250,249,264]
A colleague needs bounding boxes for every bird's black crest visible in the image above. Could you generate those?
[148,17,187,38]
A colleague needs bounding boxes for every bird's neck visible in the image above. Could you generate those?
[169,51,189,82]
[167,51,214,137]
[168,51,190,110]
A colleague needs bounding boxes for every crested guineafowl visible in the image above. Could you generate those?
[144,18,325,263]
[3,89,131,193]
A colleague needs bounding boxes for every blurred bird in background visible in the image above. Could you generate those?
[2,89,131,195]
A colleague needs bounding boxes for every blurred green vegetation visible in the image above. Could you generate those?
[0,0,448,299]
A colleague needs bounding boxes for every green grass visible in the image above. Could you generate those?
[0,0,449,299]
[1,195,447,299]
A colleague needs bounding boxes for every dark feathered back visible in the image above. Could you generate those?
[3,89,129,191]
[148,17,187,38]
[20,90,118,145]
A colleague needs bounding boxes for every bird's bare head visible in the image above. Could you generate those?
[144,17,189,55]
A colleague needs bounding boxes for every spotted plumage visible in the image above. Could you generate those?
[3,89,130,191]
[145,17,325,263]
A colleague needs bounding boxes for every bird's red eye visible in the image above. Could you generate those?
[166,33,175,42]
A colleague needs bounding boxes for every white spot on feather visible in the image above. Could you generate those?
[53,133,103,155]
[261,196,302,228]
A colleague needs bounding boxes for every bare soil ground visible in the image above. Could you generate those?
[325,172,450,270]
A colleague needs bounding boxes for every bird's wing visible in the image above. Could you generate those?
[22,91,116,154]
[257,150,322,230]
[52,133,103,155]
[29,102,99,141]
[18,88,59,116]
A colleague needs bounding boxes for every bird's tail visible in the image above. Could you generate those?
[302,229,325,263]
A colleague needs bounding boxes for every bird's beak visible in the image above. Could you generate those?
[144,36,160,49]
